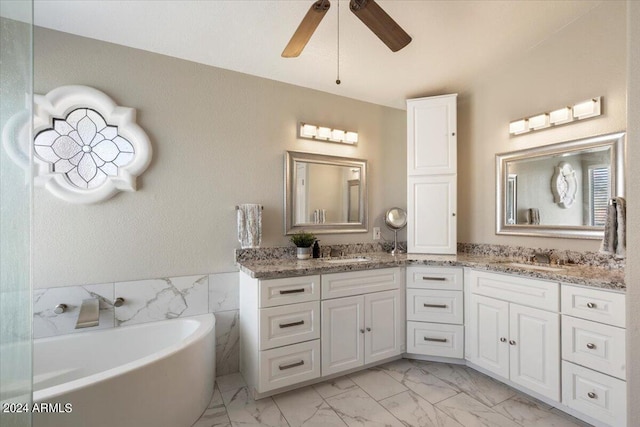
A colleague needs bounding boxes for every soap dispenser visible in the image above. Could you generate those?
[312,240,320,258]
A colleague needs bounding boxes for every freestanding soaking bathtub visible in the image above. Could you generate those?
[33,313,215,427]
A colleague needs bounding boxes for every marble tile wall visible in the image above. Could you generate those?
[33,271,240,375]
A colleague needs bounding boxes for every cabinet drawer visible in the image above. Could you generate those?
[562,315,626,380]
[469,270,558,311]
[321,268,400,299]
[561,285,625,327]
[562,361,626,427]
[406,266,463,290]
[259,301,320,350]
[259,275,320,308]
[258,340,320,393]
[407,289,463,324]
[407,321,463,358]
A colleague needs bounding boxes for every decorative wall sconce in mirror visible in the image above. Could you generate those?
[509,97,602,136]
[299,122,358,145]
[26,85,152,204]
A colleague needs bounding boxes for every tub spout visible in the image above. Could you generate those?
[76,298,100,329]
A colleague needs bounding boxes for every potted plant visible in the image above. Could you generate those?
[290,231,316,260]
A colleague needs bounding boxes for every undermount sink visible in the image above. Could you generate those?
[322,256,371,264]
[506,262,565,272]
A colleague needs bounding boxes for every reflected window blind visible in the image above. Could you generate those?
[589,166,610,227]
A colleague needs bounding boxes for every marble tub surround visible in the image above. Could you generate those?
[33,270,240,375]
[192,359,589,427]
[33,283,114,339]
[237,249,625,290]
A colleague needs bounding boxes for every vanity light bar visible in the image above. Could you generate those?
[509,96,602,136]
[299,122,358,145]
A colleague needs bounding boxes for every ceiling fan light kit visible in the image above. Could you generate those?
[282,0,411,58]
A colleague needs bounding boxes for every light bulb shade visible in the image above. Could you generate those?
[331,129,345,141]
[549,107,571,124]
[345,132,358,144]
[528,113,550,130]
[300,123,318,138]
[509,119,529,135]
[317,127,332,139]
[572,97,601,119]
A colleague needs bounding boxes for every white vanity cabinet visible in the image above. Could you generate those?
[240,267,404,398]
[466,269,561,402]
[321,268,404,376]
[406,94,457,254]
[406,266,464,358]
[561,284,627,427]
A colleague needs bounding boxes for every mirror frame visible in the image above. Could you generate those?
[496,132,625,239]
[285,151,368,235]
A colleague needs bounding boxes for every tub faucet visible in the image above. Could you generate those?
[76,298,100,329]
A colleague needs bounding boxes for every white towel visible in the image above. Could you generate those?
[600,197,626,258]
[237,204,262,249]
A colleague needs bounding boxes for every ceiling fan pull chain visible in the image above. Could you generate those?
[336,0,341,85]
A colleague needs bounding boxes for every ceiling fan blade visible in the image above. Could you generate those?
[350,0,411,52]
[282,0,331,58]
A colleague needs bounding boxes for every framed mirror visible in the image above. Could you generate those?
[496,132,625,239]
[285,151,368,234]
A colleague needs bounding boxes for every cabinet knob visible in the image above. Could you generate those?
[587,302,596,309]
[366,327,371,332]
[360,329,365,334]
[509,340,516,346]
[587,392,597,399]
[452,213,456,217]
[500,337,507,343]
[452,132,456,136]
[586,343,596,349]
[53,304,67,314]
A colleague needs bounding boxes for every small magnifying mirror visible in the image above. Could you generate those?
[384,207,407,255]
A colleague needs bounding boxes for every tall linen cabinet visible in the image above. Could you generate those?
[407,94,457,254]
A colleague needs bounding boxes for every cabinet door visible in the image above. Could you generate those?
[364,290,403,364]
[321,296,364,376]
[407,95,457,175]
[509,304,560,401]
[407,175,457,254]
[468,294,509,379]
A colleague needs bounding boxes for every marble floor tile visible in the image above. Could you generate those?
[216,372,247,393]
[325,388,404,427]
[312,376,359,399]
[273,386,347,427]
[415,361,516,407]
[549,408,594,427]
[435,393,520,427]
[192,385,231,427]
[379,359,460,404]
[221,386,289,427]
[493,393,589,427]
[379,390,464,427]
[348,368,408,401]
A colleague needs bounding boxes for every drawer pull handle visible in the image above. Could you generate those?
[360,329,365,334]
[587,392,597,399]
[424,337,448,343]
[279,320,305,328]
[509,340,516,346]
[279,288,305,295]
[279,360,305,370]
[366,327,371,332]
[586,343,596,349]
[422,276,447,281]
[423,303,448,308]
[586,302,597,309]
[500,337,507,342]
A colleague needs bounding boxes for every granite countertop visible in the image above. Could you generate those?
[237,252,625,291]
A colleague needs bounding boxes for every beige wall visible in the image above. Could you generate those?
[33,28,407,288]
[457,2,627,251]
[626,0,639,421]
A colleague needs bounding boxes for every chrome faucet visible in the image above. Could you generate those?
[75,298,100,329]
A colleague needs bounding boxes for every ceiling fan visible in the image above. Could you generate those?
[282,0,412,58]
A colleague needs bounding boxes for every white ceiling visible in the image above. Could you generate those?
[24,0,603,109]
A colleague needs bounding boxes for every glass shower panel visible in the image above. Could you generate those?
[0,1,33,427]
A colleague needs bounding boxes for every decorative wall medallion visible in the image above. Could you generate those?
[32,85,151,204]
[551,161,577,208]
